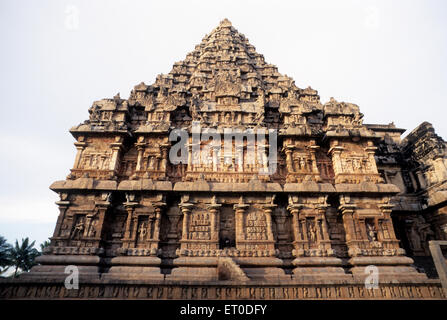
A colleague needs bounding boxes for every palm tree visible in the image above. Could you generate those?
[0,236,12,274]
[40,239,51,253]
[9,238,40,277]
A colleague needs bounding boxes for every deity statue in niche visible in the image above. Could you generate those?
[138,221,147,241]
[307,219,316,243]
[71,216,85,240]
[366,221,377,242]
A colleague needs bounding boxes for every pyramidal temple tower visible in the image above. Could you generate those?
[3,19,447,299]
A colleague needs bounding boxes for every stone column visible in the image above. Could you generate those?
[308,143,320,174]
[318,206,330,241]
[300,217,308,241]
[379,203,398,241]
[109,137,123,172]
[53,195,71,238]
[93,193,112,245]
[207,202,222,241]
[263,204,276,241]
[84,213,94,238]
[152,202,166,241]
[328,143,344,175]
[284,145,294,173]
[180,202,193,240]
[146,216,154,239]
[187,143,193,171]
[135,139,145,171]
[257,142,269,173]
[339,204,357,242]
[233,201,249,242]
[123,199,138,240]
[287,203,303,241]
[131,217,139,241]
[160,143,169,173]
[73,139,87,169]
[359,218,368,241]
[364,143,379,174]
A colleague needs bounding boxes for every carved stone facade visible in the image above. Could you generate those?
[4,19,447,299]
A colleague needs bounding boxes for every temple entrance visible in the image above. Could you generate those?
[219,206,236,249]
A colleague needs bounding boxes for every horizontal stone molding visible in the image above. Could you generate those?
[0,280,445,300]
[50,178,401,196]
[35,254,101,265]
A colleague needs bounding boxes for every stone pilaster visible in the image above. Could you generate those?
[73,138,87,169]
[233,200,249,243]
[135,137,145,171]
[109,137,124,173]
[207,201,221,241]
[52,194,70,239]
[262,204,276,241]
[180,202,194,241]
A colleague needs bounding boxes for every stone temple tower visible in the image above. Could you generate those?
[4,19,447,300]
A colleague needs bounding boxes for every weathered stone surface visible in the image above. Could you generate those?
[3,19,447,299]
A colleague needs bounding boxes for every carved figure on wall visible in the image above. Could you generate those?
[71,217,85,240]
[138,222,147,241]
[416,216,434,243]
[366,222,377,242]
[307,220,316,243]
[87,219,97,237]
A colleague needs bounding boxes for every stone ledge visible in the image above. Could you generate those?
[0,280,445,299]
[117,179,172,191]
[173,182,283,192]
[335,182,401,194]
[50,179,117,191]
[348,256,414,266]
[284,182,335,193]
[35,254,101,265]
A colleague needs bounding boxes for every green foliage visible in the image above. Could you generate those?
[0,236,12,274]
[40,239,51,253]
[9,237,41,277]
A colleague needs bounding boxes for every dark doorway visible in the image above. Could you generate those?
[392,214,411,255]
[219,205,236,249]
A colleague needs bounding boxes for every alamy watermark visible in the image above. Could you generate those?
[364,265,379,289]
[64,265,79,290]
[64,5,80,31]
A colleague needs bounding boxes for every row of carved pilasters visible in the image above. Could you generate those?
[135,137,169,174]
[340,209,398,243]
[50,192,112,251]
[71,134,172,180]
[287,199,334,256]
[121,200,164,250]
[338,198,404,256]
[49,191,168,256]
[184,140,271,174]
[176,196,277,255]
[283,141,320,176]
[71,136,124,175]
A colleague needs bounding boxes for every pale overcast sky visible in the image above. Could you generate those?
[0,0,446,247]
